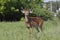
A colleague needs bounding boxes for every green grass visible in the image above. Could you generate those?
[0,19,60,40]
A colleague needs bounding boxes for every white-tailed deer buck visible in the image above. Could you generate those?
[21,8,43,33]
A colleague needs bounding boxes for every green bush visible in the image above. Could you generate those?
[0,0,53,21]
[57,11,60,19]
[33,8,54,21]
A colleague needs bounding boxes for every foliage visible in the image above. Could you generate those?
[0,19,60,40]
[32,8,54,21]
[57,11,60,19]
[41,9,53,20]
[46,1,60,12]
[0,0,54,21]
[0,0,44,21]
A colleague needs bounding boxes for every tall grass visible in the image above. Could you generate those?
[0,19,60,40]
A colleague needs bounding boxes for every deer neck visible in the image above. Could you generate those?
[25,15,29,22]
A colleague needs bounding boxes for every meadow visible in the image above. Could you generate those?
[0,18,60,40]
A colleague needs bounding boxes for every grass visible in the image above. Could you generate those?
[0,19,60,40]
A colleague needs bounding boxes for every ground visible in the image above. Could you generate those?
[0,18,60,40]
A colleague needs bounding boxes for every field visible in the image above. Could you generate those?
[0,18,60,40]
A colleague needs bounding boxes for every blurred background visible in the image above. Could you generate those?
[0,0,60,21]
[0,0,60,40]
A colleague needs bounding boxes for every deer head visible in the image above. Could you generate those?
[21,7,33,15]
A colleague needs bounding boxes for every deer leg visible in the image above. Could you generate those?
[27,27,32,40]
[40,26,43,32]
[31,26,34,33]
[34,23,40,32]
[35,26,40,32]
[39,23,43,32]
[27,27,31,34]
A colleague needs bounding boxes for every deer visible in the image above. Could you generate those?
[21,8,43,33]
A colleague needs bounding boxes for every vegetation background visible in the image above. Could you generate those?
[0,0,60,40]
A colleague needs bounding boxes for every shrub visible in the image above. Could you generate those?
[57,11,60,19]
[32,8,54,21]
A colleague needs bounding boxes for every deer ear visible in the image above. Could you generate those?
[21,9,25,13]
[29,9,33,13]
[30,10,33,13]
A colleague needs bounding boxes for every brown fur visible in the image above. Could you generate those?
[21,9,43,32]
[25,17,43,32]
